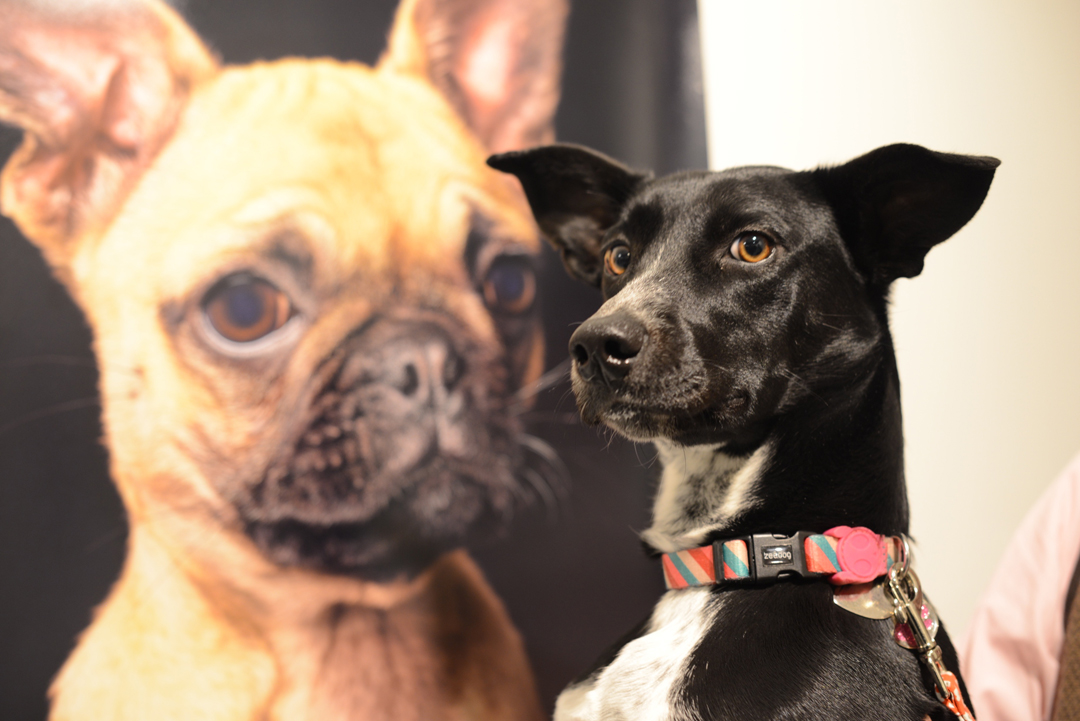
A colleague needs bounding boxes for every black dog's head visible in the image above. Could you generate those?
[490,144,998,448]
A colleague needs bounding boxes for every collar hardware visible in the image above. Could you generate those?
[661,528,976,719]
[661,526,898,590]
[882,539,975,720]
[718,531,819,584]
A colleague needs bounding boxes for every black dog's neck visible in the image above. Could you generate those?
[642,341,908,554]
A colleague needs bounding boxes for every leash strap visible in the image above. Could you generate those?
[661,526,902,590]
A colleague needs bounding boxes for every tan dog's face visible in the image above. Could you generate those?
[1,0,565,582]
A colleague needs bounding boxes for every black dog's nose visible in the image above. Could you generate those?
[569,312,646,385]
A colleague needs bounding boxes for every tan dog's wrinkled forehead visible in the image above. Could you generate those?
[84,58,538,313]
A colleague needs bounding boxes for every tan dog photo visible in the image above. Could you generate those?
[0,0,566,718]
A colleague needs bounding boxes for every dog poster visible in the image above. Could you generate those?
[0,0,705,718]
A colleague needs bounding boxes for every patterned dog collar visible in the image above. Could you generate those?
[661,526,903,590]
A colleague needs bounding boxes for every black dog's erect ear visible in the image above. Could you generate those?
[812,144,1000,285]
[488,144,647,286]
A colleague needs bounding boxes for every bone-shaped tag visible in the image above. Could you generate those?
[832,580,896,620]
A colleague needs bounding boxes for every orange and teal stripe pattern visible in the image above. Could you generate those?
[661,546,715,589]
[662,540,753,589]
[804,534,842,574]
[721,540,750,580]
[661,528,902,590]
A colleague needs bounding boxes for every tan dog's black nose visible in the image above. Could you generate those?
[336,322,474,467]
[569,312,646,385]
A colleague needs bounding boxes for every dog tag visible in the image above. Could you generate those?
[833,580,896,620]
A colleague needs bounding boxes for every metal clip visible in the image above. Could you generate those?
[888,566,939,650]
[884,538,975,721]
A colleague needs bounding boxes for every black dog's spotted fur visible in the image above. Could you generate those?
[490,143,998,720]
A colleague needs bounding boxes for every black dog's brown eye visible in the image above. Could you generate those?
[732,232,773,263]
[483,257,536,314]
[204,275,293,343]
[604,244,632,276]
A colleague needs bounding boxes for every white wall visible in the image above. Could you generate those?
[698,0,1080,637]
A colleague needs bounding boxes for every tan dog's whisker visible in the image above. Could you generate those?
[516,410,581,426]
[0,397,100,439]
[512,356,571,407]
[5,355,97,369]
[79,525,127,557]
[508,433,570,523]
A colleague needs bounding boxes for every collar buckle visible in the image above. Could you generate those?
[715,531,822,584]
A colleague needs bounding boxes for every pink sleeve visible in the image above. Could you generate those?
[962,453,1080,721]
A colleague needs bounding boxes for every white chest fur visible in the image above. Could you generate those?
[642,441,770,553]
[554,588,721,721]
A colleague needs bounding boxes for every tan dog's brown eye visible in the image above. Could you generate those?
[732,232,774,263]
[604,244,631,275]
[204,275,293,343]
[483,257,536,314]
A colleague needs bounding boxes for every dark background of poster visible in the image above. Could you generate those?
[0,1,706,717]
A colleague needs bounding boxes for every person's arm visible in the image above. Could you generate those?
[962,453,1080,721]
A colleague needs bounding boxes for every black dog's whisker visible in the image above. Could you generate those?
[645,446,661,468]
[698,359,729,373]
[596,426,619,452]
[632,440,661,469]
[555,386,577,414]
[778,367,828,405]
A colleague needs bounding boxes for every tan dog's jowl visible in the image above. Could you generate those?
[0,0,566,718]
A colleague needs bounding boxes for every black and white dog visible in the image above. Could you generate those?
[489,143,997,721]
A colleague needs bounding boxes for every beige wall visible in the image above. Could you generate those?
[698,0,1080,636]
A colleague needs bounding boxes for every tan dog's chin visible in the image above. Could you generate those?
[240,464,519,582]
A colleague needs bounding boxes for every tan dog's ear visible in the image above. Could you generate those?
[381,0,568,154]
[0,0,217,272]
